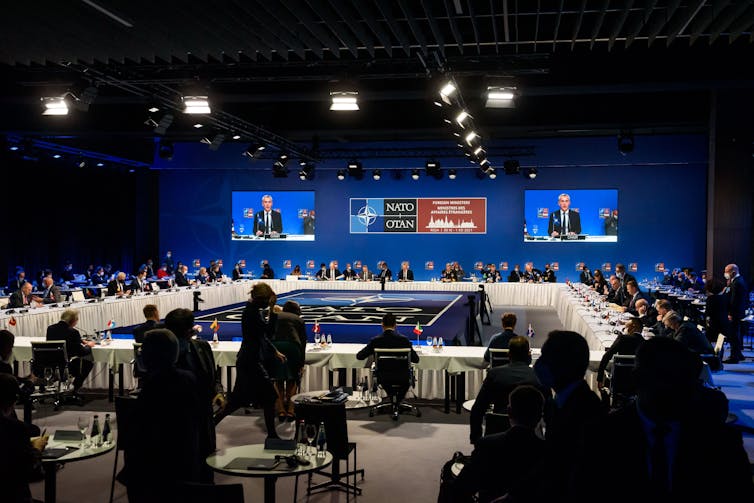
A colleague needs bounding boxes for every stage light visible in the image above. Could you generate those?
[96,162,104,167]
[71,86,98,112]
[337,169,346,180]
[299,162,315,180]
[209,134,225,151]
[448,169,457,180]
[41,97,69,116]
[144,118,158,128]
[425,160,441,179]
[525,167,538,179]
[504,159,520,175]
[148,106,160,113]
[455,110,469,127]
[465,131,478,145]
[488,168,497,179]
[279,152,288,160]
[9,145,19,151]
[242,143,265,159]
[232,134,241,140]
[52,153,62,159]
[372,170,381,181]
[473,146,485,157]
[158,141,174,160]
[411,169,420,180]
[439,81,456,104]
[618,132,634,155]
[183,96,211,114]
[330,92,359,111]
[347,160,364,179]
[76,156,87,168]
[154,114,173,135]
[272,159,289,178]
[193,123,204,128]
[486,87,517,108]
[433,101,443,107]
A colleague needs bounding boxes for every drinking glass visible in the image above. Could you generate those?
[77,416,89,447]
[426,335,432,347]
[314,333,321,346]
[305,424,317,456]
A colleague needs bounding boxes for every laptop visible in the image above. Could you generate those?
[71,291,85,302]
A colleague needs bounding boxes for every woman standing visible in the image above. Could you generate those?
[215,283,284,439]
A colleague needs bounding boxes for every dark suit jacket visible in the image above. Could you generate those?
[0,414,39,503]
[90,273,106,285]
[132,320,163,344]
[548,209,582,235]
[674,322,714,355]
[303,215,315,234]
[705,292,730,342]
[7,290,29,308]
[174,271,189,287]
[261,266,275,279]
[323,268,341,280]
[728,276,748,318]
[0,360,12,375]
[130,277,149,292]
[397,268,414,281]
[343,268,358,280]
[575,403,754,502]
[626,291,646,314]
[604,215,618,235]
[6,278,26,293]
[40,285,62,304]
[107,279,128,296]
[46,321,90,358]
[597,332,644,383]
[607,286,626,306]
[455,425,546,503]
[253,210,283,234]
[232,268,243,281]
[508,270,522,282]
[579,270,593,285]
[483,329,517,362]
[469,361,543,443]
[356,329,419,363]
[377,268,392,281]
[483,270,501,283]
[543,269,556,283]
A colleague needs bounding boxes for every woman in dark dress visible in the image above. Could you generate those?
[704,277,730,345]
[592,269,609,295]
[215,283,284,438]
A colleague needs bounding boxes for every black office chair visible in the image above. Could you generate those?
[294,401,364,502]
[605,354,637,409]
[488,348,510,368]
[30,341,70,410]
[369,348,421,420]
[110,395,138,503]
[175,481,245,503]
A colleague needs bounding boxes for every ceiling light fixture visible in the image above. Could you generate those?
[455,110,469,127]
[372,170,381,181]
[183,96,211,114]
[330,92,359,111]
[488,168,497,179]
[448,169,457,180]
[299,162,315,181]
[242,143,265,159]
[41,97,69,116]
[337,169,346,181]
[486,86,517,108]
[193,123,204,128]
[439,81,457,104]
[411,169,420,180]
[465,131,478,145]
[525,167,538,179]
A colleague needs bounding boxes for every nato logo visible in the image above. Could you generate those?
[350,198,384,233]
[537,208,549,219]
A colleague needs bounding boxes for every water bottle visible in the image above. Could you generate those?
[527,323,535,338]
[295,419,307,456]
[316,421,327,458]
[102,413,112,445]
[212,331,219,345]
[91,415,101,447]
[361,377,369,401]
[326,333,332,346]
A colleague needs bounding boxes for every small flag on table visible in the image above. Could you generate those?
[8,316,17,327]
[106,320,116,329]
[313,320,320,334]
[527,323,535,338]
[209,318,219,332]
[413,322,423,336]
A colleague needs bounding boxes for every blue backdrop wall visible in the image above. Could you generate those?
[156,134,708,282]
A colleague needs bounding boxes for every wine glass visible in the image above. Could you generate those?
[77,416,89,447]
[426,335,432,347]
[314,333,321,346]
[305,423,317,456]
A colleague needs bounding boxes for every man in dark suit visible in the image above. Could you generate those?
[359,265,374,281]
[377,262,392,282]
[579,265,593,285]
[0,330,15,375]
[483,263,502,283]
[90,266,107,285]
[165,308,224,482]
[6,268,27,294]
[323,261,341,281]
[623,280,645,314]
[472,336,545,443]
[261,261,275,279]
[107,272,131,297]
[397,261,414,282]
[596,318,645,389]
[130,269,150,293]
[606,275,626,306]
[724,263,749,363]
[253,194,283,236]
[542,264,557,283]
[704,278,730,345]
[635,299,658,328]
[132,304,163,344]
[615,263,636,299]
[574,337,754,502]
[664,311,714,356]
[547,193,582,237]
[604,209,618,235]
[529,330,606,501]
[163,251,175,274]
[303,209,315,235]
[508,264,523,283]
[174,265,190,287]
[39,276,62,304]
[7,283,39,308]
[455,385,546,503]
[483,313,520,363]
[342,263,358,280]
[46,309,95,396]
[357,313,419,405]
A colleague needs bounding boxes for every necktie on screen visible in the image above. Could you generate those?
[265,213,269,233]
[563,211,569,233]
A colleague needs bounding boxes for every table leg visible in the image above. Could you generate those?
[108,368,114,402]
[444,370,450,414]
[264,475,277,503]
[456,372,466,414]
[44,462,57,503]
[226,366,233,389]
[118,363,124,396]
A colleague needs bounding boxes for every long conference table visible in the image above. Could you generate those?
[8,280,611,411]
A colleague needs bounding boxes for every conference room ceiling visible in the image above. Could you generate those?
[2,0,754,161]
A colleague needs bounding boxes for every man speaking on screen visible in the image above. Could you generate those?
[548,193,581,237]
[253,194,283,236]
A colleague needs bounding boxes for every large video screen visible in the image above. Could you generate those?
[232,191,315,241]
[524,189,618,243]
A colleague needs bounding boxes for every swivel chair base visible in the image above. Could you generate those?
[368,396,421,420]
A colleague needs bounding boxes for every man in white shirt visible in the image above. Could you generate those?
[254,194,283,236]
[548,193,582,237]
